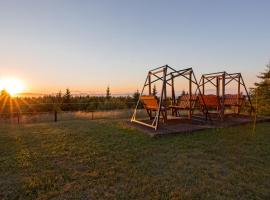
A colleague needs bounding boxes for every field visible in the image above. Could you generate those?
[0,119,270,199]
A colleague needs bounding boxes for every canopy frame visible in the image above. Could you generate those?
[131,65,206,130]
[199,71,254,119]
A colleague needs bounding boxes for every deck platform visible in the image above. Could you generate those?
[127,115,270,137]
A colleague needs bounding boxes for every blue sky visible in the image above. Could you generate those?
[0,0,269,94]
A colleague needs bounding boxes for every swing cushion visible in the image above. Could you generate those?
[140,95,159,110]
[171,95,197,109]
[199,95,221,110]
[224,94,244,106]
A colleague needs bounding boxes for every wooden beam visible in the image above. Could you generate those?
[216,77,220,97]
[202,75,205,95]
[148,72,151,95]
[202,71,226,76]
[237,75,241,114]
[148,72,152,118]
[171,74,175,105]
[156,67,167,130]
[189,71,192,119]
[221,73,225,119]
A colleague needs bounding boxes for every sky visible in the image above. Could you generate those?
[0,0,269,95]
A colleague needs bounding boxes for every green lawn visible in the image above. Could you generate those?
[0,120,270,200]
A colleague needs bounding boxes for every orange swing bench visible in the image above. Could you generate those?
[224,94,245,114]
[169,94,198,117]
[139,95,167,121]
[198,94,222,119]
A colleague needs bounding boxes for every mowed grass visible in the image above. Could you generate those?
[0,120,270,200]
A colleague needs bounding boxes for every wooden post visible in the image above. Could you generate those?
[171,74,175,116]
[237,75,241,114]
[148,72,152,118]
[163,68,167,121]
[202,75,205,95]
[171,74,175,105]
[216,76,220,97]
[17,112,20,124]
[54,110,57,122]
[189,71,192,119]
[221,73,226,119]
[148,72,151,95]
[155,67,167,130]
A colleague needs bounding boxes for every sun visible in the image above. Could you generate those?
[0,78,25,96]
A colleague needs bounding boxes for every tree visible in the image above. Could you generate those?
[62,88,72,111]
[133,90,140,103]
[106,86,111,99]
[63,88,71,103]
[56,90,62,103]
[252,62,270,115]
[132,89,142,108]
[152,85,157,96]
[181,90,186,96]
[0,89,11,99]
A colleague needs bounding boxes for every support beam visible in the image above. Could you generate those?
[189,71,192,119]
[148,72,151,95]
[148,72,152,118]
[202,75,205,95]
[216,76,220,97]
[171,74,175,105]
[156,67,167,130]
[221,73,226,119]
[237,75,241,114]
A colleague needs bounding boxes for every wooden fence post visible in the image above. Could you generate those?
[54,110,58,122]
[17,112,20,124]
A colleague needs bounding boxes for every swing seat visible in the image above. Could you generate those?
[169,95,197,116]
[199,95,222,119]
[224,94,244,107]
[140,95,167,121]
[224,94,245,114]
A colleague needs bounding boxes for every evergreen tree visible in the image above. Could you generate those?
[152,85,157,96]
[253,62,270,115]
[56,90,62,103]
[133,90,140,103]
[106,86,111,99]
[63,88,71,103]
[63,88,72,110]
[181,90,186,96]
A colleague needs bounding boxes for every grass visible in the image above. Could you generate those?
[0,120,270,199]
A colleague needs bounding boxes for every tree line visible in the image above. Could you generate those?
[0,87,140,113]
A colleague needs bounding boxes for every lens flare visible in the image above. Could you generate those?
[0,78,25,96]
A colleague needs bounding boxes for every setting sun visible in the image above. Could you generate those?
[0,78,25,96]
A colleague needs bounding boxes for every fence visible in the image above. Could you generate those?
[0,101,144,124]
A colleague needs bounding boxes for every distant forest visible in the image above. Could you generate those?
[0,87,140,113]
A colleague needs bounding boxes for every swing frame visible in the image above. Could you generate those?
[131,65,206,130]
[199,71,255,120]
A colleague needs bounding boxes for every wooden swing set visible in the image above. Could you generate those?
[131,66,255,131]
[131,65,206,130]
[198,71,255,120]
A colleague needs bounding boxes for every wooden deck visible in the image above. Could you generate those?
[128,115,270,137]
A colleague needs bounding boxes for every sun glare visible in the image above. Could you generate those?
[0,78,25,96]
